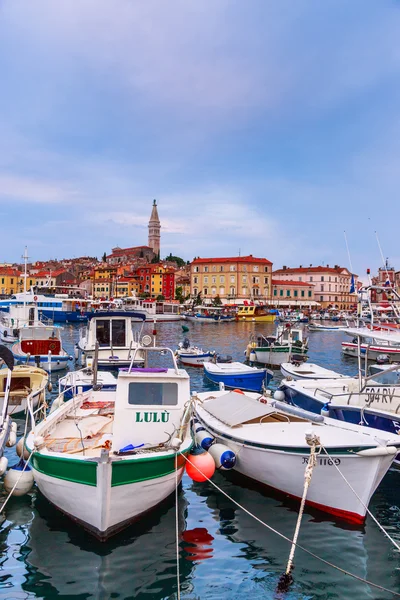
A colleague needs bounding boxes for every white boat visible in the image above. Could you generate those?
[308,323,348,332]
[26,345,193,540]
[175,339,215,367]
[280,362,348,380]
[11,325,71,372]
[76,311,146,369]
[194,390,400,524]
[59,368,118,399]
[123,296,182,321]
[369,361,400,385]
[0,302,48,343]
[183,306,235,323]
[245,324,308,368]
[0,346,18,475]
[342,327,400,360]
[203,361,273,393]
[0,363,49,417]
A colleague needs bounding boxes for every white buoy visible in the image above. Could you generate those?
[74,345,79,360]
[16,438,30,460]
[273,390,286,402]
[6,430,17,447]
[208,443,236,470]
[195,429,214,451]
[4,462,34,496]
[0,456,8,477]
[249,350,256,362]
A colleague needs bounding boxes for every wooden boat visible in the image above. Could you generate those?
[26,345,193,540]
[76,311,146,369]
[194,390,400,524]
[245,325,308,368]
[236,305,277,322]
[203,361,273,393]
[11,326,71,372]
[0,363,48,417]
[280,362,348,380]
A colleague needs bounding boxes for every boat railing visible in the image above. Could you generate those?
[313,388,334,401]
[128,345,180,374]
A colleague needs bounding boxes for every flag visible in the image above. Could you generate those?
[349,274,355,294]
[384,277,391,287]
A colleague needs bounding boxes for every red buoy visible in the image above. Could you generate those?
[185,449,215,482]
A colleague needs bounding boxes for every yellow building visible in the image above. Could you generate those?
[190,255,273,303]
[0,269,24,295]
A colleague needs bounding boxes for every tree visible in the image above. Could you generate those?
[156,294,165,301]
[102,252,107,262]
[192,291,202,308]
[164,253,185,267]
[212,295,222,306]
[175,286,184,302]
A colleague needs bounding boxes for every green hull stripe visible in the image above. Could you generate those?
[111,451,188,487]
[32,453,97,486]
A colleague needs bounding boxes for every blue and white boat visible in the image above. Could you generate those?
[369,361,400,385]
[204,361,273,393]
[175,338,216,367]
[0,291,90,323]
[11,325,72,372]
[183,306,235,323]
[59,368,118,399]
[279,376,400,440]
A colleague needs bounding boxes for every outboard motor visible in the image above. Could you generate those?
[291,354,307,366]
[376,354,390,365]
[182,338,190,350]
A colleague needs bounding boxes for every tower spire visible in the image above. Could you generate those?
[148,199,161,257]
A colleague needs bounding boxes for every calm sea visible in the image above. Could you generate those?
[1,321,399,600]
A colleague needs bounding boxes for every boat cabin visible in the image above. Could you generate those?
[19,326,63,356]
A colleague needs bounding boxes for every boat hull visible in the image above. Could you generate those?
[342,342,400,360]
[204,369,270,392]
[29,450,188,540]
[253,347,308,368]
[12,351,70,372]
[177,353,214,367]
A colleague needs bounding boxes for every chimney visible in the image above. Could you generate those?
[327,264,329,268]
[299,265,302,268]
[283,266,287,270]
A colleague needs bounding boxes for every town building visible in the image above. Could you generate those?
[0,269,23,296]
[271,279,315,307]
[190,255,272,304]
[272,265,357,310]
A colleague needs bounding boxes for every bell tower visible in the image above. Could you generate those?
[148,199,161,257]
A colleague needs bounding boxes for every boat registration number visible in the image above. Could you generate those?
[365,387,398,404]
[302,457,341,466]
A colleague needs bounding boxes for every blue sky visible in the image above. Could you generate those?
[0,0,399,278]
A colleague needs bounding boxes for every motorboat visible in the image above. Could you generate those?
[76,311,146,369]
[26,345,193,540]
[11,325,71,372]
[175,338,216,367]
[236,305,277,322]
[0,359,48,417]
[203,362,273,393]
[182,306,235,323]
[122,297,182,322]
[280,361,348,381]
[245,324,308,368]
[194,389,400,524]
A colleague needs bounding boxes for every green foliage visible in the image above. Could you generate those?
[138,292,150,298]
[192,291,202,308]
[156,294,165,301]
[102,252,107,262]
[211,295,222,306]
[164,253,185,267]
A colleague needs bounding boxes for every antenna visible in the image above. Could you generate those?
[343,231,354,273]
[238,248,241,257]
[375,231,391,284]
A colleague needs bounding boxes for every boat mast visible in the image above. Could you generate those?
[22,246,29,310]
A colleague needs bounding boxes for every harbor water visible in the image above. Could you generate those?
[1,321,400,599]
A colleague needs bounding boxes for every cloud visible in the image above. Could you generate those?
[0,174,77,204]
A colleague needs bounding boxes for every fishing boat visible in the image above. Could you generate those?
[308,323,348,332]
[245,324,308,368]
[182,306,235,323]
[175,338,216,367]
[280,361,348,380]
[76,311,146,369]
[0,359,48,417]
[25,344,193,539]
[236,305,277,322]
[194,389,400,524]
[11,326,71,372]
[0,291,90,323]
[203,362,273,393]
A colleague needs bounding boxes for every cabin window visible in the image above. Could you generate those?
[128,382,178,406]
[95,319,126,347]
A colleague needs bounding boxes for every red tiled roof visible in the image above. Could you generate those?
[273,266,356,276]
[192,255,272,265]
[272,279,314,287]
[0,268,20,276]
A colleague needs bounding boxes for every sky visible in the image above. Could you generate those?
[0,0,399,278]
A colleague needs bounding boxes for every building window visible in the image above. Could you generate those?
[264,266,269,272]
[274,289,277,296]
[204,267,209,272]
[212,277,216,284]
[320,295,323,301]
[212,266,216,272]
[230,265,235,272]
[242,275,247,282]
[253,266,259,272]
[220,276,225,283]
[286,290,290,297]
[308,291,312,298]
[220,266,224,272]
[252,277,259,284]
[264,277,268,284]
[230,287,235,295]
[301,290,305,297]
[193,277,198,284]
[219,287,225,295]
[193,288,198,295]
[204,288,208,295]
[294,290,298,297]
[204,277,208,283]
[280,290,283,297]
[321,276,324,282]
[194,266,199,273]
[310,276,313,282]
[242,287,247,295]
[320,285,324,291]
[230,276,235,283]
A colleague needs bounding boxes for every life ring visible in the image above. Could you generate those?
[49,342,57,351]
[33,295,38,302]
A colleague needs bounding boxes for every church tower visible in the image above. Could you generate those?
[148,199,161,257]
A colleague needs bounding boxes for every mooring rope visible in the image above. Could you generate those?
[181,453,400,597]
[175,451,181,600]
[0,449,35,514]
[321,444,400,552]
